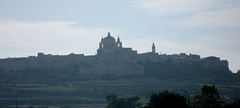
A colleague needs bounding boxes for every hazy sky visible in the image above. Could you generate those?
[0,0,239,72]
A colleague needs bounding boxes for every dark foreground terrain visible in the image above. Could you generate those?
[1,55,240,107]
[1,76,240,107]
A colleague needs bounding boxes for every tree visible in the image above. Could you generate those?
[192,85,222,108]
[106,94,118,108]
[105,94,141,108]
[147,90,187,108]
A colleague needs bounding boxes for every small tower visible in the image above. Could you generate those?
[116,37,122,48]
[152,42,156,53]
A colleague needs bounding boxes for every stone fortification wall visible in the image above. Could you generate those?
[0,52,230,75]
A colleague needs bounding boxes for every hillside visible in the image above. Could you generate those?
[0,32,239,107]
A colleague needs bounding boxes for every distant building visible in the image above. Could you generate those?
[97,32,137,57]
[0,32,229,75]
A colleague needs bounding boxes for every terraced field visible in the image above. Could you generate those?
[1,78,240,107]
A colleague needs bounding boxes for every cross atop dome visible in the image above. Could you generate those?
[107,32,111,37]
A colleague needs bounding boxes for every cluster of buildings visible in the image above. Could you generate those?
[0,32,229,75]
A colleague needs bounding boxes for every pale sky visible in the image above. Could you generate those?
[0,0,239,72]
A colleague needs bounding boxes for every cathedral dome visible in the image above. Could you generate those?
[101,32,116,48]
[103,32,115,42]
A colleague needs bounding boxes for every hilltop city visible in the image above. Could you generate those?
[0,32,230,75]
[1,32,240,107]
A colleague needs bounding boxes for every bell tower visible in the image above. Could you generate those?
[116,37,122,48]
[152,42,156,53]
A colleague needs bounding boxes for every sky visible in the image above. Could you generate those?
[0,0,239,72]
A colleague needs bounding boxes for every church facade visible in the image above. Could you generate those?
[97,32,137,56]
[80,32,143,75]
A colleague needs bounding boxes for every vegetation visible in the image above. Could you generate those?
[104,85,240,108]
[145,91,187,108]
[105,94,141,108]
[191,85,222,108]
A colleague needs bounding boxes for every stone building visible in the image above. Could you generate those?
[0,32,230,75]
[80,32,142,75]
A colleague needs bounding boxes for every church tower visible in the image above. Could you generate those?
[152,42,156,53]
[116,37,122,48]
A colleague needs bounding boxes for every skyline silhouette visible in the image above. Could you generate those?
[0,0,239,72]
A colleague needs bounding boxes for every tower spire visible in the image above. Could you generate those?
[117,36,120,42]
[152,42,156,53]
[116,36,122,48]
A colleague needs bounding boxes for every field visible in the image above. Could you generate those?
[1,78,240,108]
